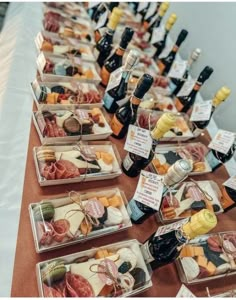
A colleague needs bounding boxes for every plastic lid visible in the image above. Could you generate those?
[182,209,217,239]
[108,7,123,30]
[133,74,154,99]
[191,48,201,61]
[124,49,139,70]
[151,113,176,140]
[213,86,231,106]
[159,2,170,16]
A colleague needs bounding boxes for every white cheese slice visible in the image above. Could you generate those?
[175,198,194,216]
[70,254,119,296]
[54,202,85,236]
[174,183,186,202]
[53,45,70,55]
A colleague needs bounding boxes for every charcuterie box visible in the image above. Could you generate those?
[32,108,112,145]
[33,142,122,186]
[29,188,132,253]
[31,79,103,110]
[36,52,101,84]
[43,4,90,21]
[149,142,212,176]
[36,239,152,297]
[138,109,194,141]
[35,31,96,62]
[175,231,236,285]
[156,180,223,224]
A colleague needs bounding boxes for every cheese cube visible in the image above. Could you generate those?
[196,256,208,268]
[206,261,216,275]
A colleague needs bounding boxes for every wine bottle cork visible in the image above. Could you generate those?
[165,13,177,31]
[158,2,170,17]
[212,86,231,107]
[107,7,123,31]
[151,113,176,140]
[182,209,217,239]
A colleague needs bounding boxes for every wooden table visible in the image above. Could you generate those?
[11,113,236,297]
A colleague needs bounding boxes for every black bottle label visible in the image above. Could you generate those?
[122,153,133,171]
[206,151,220,170]
[127,198,145,221]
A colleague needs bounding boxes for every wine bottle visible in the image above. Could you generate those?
[94,2,119,43]
[103,49,139,113]
[127,159,193,224]
[100,27,134,87]
[170,48,201,96]
[147,2,169,42]
[192,86,231,137]
[206,142,236,172]
[95,7,123,68]
[173,66,214,113]
[221,184,236,212]
[143,2,161,30]
[122,113,176,177]
[110,73,154,139]
[157,29,188,76]
[141,209,217,269]
[153,13,177,59]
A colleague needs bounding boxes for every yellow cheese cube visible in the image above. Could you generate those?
[206,261,216,275]
[98,197,109,207]
[193,246,204,257]
[108,195,122,207]
[95,249,110,259]
[196,256,208,268]
[101,152,114,165]
[180,245,195,257]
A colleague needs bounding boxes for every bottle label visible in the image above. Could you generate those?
[106,67,123,92]
[101,66,111,87]
[154,218,189,237]
[208,129,235,155]
[140,241,155,263]
[168,60,187,80]
[168,80,178,94]
[206,150,220,170]
[133,170,164,211]
[174,97,184,112]
[176,78,196,97]
[151,26,165,45]
[103,92,115,110]
[124,125,153,159]
[122,153,133,171]
[190,100,212,122]
[110,114,124,136]
[127,198,145,221]
[144,2,158,20]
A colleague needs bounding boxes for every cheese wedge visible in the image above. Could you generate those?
[54,202,85,236]
[70,254,119,296]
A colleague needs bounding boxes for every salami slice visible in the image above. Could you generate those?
[65,272,94,297]
[52,219,70,242]
[43,283,63,297]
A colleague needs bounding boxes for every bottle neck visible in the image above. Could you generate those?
[169,44,179,56]
[130,95,141,106]
[115,47,125,57]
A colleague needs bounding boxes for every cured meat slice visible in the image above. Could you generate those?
[43,163,56,180]
[36,221,54,246]
[65,272,94,297]
[52,219,70,242]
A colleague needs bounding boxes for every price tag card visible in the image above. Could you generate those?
[137,2,148,12]
[31,79,41,99]
[168,60,188,79]
[176,284,196,298]
[133,170,164,211]
[176,78,196,97]
[36,52,46,73]
[106,67,123,92]
[150,26,165,45]
[144,2,157,20]
[155,218,189,237]
[208,129,235,155]
[35,32,44,51]
[95,10,108,30]
[190,100,212,122]
[223,176,236,190]
[124,125,152,159]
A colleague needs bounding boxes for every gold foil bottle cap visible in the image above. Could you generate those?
[151,113,176,140]
[124,49,140,70]
[165,13,177,31]
[182,209,217,240]
[108,7,123,30]
[191,48,201,61]
[213,86,231,107]
[158,2,170,17]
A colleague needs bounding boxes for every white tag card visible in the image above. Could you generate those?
[31,79,41,100]
[158,43,173,59]
[155,218,189,237]
[223,176,236,191]
[124,125,153,159]
[176,78,196,97]
[95,10,108,30]
[144,2,157,20]
[208,129,235,155]
[190,100,212,122]
[35,32,44,51]
[133,170,164,211]
[137,2,148,12]
[168,60,188,79]
[151,26,165,45]
[176,284,196,298]
[106,67,123,92]
[88,2,100,9]
[36,52,46,73]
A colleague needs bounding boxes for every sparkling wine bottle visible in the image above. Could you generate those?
[100,27,134,87]
[110,73,154,139]
[157,29,188,76]
[95,7,123,68]
[141,209,217,269]
[103,49,139,113]
[174,66,214,113]
[127,159,193,224]
[192,86,231,137]
[122,113,176,177]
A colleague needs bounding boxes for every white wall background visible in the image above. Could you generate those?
[163,2,236,132]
